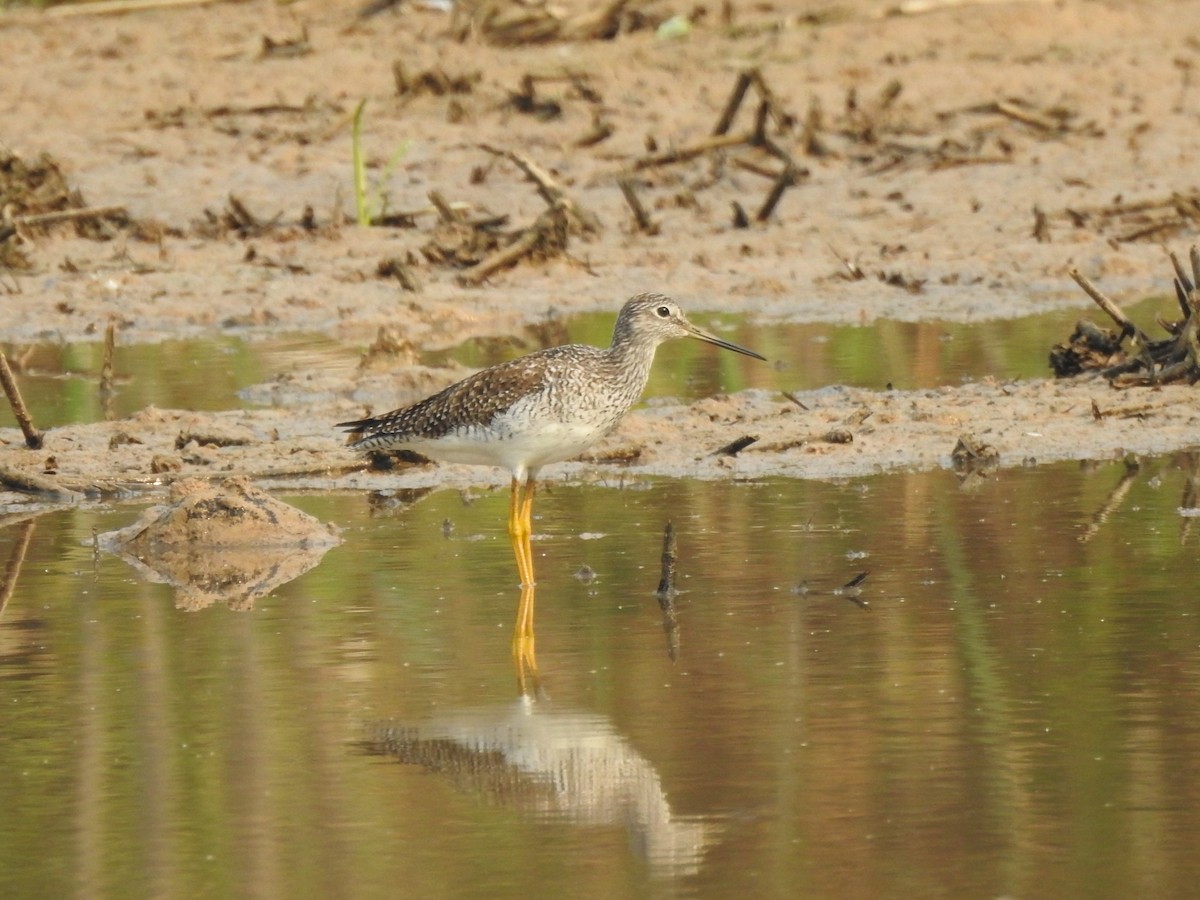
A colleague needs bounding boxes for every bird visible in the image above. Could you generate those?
[338,292,766,587]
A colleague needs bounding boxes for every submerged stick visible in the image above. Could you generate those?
[100,318,116,394]
[0,350,43,449]
[656,520,678,598]
[660,597,680,662]
[1080,462,1139,543]
[0,519,36,619]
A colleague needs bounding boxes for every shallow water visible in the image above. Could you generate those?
[0,295,1172,427]
[3,456,1200,898]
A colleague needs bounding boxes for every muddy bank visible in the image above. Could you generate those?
[2,373,1197,515]
[3,0,1200,505]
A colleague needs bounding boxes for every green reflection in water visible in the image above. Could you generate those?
[2,455,1200,897]
[414,294,1177,396]
[0,295,1174,431]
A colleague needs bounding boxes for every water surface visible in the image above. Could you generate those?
[1,295,1173,428]
[2,456,1199,898]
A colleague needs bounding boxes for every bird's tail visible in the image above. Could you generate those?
[336,415,377,445]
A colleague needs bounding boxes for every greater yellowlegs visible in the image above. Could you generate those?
[338,292,766,587]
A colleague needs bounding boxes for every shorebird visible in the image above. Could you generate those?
[338,292,766,587]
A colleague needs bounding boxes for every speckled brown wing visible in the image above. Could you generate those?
[338,349,561,446]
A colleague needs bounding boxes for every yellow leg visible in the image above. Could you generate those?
[507,476,539,693]
[507,476,537,588]
[519,478,536,543]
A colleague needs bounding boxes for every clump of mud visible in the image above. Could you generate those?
[0,147,130,269]
[97,476,340,611]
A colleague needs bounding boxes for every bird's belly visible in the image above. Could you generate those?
[406,419,612,471]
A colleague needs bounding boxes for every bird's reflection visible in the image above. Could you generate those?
[360,496,710,878]
[366,529,715,878]
[361,662,715,878]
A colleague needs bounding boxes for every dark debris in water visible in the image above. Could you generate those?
[1052,246,1200,386]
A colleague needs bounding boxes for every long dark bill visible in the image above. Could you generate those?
[683,323,767,361]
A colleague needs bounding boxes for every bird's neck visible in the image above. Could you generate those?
[606,334,659,396]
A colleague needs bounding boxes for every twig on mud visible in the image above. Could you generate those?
[483,144,575,211]
[985,100,1065,132]
[452,0,640,45]
[428,190,465,224]
[457,200,569,287]
[629,68,802,222]
[618,178,659,234]
[1032,205,1051,243]
[713,436,758,457]
[10,204,128,230]
[1168,246,1200,314]
[434,145,598,284]
[0,462,80,499]
[1052,191,1200,244]
[632,133,752,171]
[478,143,600,233]
[47,0,220,16]
[0,351,43,449]
[575,110,615,147]
[757,163,800,222]
[714,68,791,138]
[1067,268,1142,338]
[713,70,756,137]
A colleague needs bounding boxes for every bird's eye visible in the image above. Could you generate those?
[656,305,670,318]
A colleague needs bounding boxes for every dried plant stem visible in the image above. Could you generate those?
[0,462,78,498]
[618,178,658,234]
[47,0,218,17]
[757,163,799,222]
[479,143,600,233]
[457,201,567,286]
[633,132,750,171]
[11,205,127,229]
[0,350,42,449]
[1067,268,1137,335]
